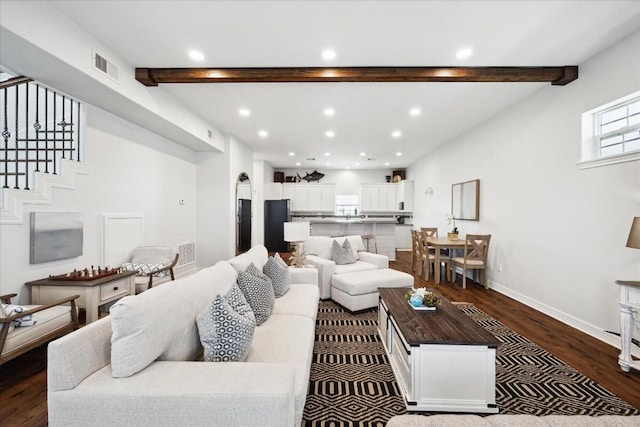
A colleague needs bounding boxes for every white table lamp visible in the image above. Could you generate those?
[284,221,310,267]
[626,217,640,250]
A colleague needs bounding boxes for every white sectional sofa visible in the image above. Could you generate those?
[304,235,389,299]
[47,245,319,427]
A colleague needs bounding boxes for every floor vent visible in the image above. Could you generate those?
[92,51,119,82]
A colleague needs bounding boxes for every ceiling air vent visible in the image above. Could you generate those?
[92,50,119,82]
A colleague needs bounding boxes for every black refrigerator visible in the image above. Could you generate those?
[264,199,291,252]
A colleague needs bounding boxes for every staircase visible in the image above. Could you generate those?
[1,74,87,224]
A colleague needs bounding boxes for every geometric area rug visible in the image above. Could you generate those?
[302,300,639,427]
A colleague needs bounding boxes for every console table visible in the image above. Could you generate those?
[615,280,640,373]
[26,271,136,323]
[378,287,500,413]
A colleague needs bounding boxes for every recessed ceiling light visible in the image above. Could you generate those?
[289,152,295,156]
[324,152,331,156]
[324,108,335,117]
[360,152,366,156]
[395,152,403,156]
[392,130,402,138]
[322,49,336,60]
[456,48,472,60]
[258,130,268,138]
[326,162,331,166]
[238,108,250,117]
[409,107,421,116]
[188,50,204,61]
[296,162,301,166]
[384,162,390,166]
[355,162,360,166]
[325,130,335,138]
[346,166,350,170]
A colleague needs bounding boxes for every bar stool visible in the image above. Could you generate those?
[361,234,377,253]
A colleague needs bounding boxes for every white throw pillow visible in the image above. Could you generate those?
[197,284,255,362]
[304,236,333,259]
[110,260,238,378]
[333,235,365,260]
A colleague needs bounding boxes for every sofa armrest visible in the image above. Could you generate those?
[358,252,389,269]
[48,361,296,427]
[304,255,335,299]
[289,266,318,286]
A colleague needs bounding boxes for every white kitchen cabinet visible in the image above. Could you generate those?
[360,183,398,212]
[320,185,336,212]
[396,180,414,212]
[282,183,335,212]
[263,183,283,200]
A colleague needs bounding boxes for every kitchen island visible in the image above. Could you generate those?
[308,219,398,260]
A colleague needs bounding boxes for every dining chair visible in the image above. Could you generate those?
[410,229,421,274]
[421,227,453,282]
[452,234,491,289]
[417,230,436,280]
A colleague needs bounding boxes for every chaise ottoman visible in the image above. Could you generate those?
[331,268,414,312]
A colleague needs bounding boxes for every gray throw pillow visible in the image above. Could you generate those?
[331,239,356,265]
[237,270,275,326]
[196,284,255,362]
[264,256,291,297]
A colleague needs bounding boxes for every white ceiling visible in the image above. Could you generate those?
[50,0,640,170]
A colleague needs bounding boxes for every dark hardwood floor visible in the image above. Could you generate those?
[1,251,639,426]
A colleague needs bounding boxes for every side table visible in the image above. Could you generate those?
[615,280,640,372]
[26,271,136,324]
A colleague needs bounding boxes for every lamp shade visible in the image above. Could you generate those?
[626,217,640,249]
[284,222,310,242]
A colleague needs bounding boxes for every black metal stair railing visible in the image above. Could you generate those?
[1,75,84,191]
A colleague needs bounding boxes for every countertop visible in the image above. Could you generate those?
[309,219,408,224]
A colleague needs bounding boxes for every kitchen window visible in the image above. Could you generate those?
[335,194,358,216]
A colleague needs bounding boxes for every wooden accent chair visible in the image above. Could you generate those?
[0,293,79,365]
[410,229,421,273]
[122,246,179,294]
[452,234,491,289]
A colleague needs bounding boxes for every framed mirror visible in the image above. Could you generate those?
[236,172,252,254]
[451,179,479,221]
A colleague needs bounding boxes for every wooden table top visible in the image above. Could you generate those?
[25,270,136,287]
[616,280,640,289]
[426,236,468,247]
[379,287,500,348]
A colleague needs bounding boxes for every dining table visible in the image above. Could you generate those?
[426,236,468,284]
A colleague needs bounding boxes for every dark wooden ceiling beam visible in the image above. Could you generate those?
[135,66,578,86]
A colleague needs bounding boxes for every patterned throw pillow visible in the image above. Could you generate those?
[274,252,288,268]
[0,303,15,333]
[196,286,255,362]
[264,256,291,297]
[121,262,167,277]
[237,270,275,326]
[331,239,356,265]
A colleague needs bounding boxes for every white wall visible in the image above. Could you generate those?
[408,30,640,343]
[278,168,396,194]
[0,106,198,304]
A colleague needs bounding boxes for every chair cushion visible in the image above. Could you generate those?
[237,270,275,326]
[334,260,378,275]
[121,262,168,277]
[2,305,71,355]
[331,239,356,265]
[264,256,291,297]
[452,258,485,267]
[197,284,256,362]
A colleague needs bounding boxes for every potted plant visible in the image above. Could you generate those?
[446,213,458,240]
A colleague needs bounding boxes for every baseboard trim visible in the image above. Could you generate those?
[489,279,640,359]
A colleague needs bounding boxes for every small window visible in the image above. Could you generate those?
[580,91,640,169]
[336,194,358,216]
